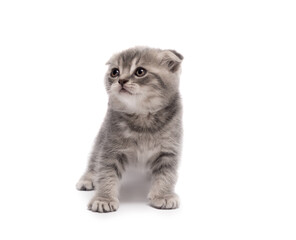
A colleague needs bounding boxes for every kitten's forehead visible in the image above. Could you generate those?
[108,47,159,69]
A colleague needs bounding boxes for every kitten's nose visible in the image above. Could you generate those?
[118,79,129,87]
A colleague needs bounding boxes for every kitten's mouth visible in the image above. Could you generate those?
[119,88,132,95]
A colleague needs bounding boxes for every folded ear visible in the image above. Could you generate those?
[160,49,184,73]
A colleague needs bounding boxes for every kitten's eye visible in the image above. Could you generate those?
[135,67,147,77]
[110,68,120,78]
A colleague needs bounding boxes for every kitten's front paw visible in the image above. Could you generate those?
[148,193,180,209]
[88,197,119,213]
[76,178,94,191]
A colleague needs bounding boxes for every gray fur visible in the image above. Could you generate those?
[76,47,183,212]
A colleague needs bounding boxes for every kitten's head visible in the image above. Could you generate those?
[105,47,183,114]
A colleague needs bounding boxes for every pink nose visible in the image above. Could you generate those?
[118,79,129,87]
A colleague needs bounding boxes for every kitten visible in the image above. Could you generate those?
[76,47,183,212]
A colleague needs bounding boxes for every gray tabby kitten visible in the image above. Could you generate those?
[76,47,183,212]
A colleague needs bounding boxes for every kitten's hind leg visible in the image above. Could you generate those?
[76,171,95,191]
[76,150,98,191]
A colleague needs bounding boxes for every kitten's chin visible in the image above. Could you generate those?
[119,88,132,95]
[108,94,164,114]
[108,97,144,114]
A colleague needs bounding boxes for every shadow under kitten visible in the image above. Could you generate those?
[119,167,151,203]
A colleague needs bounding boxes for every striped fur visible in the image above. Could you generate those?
[76,47,183,212]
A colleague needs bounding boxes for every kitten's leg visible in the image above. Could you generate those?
[148,152,179,209]
[76,155,97,191]
[77,129,104,191]
[88,154,127,213]
[76,170,95,191]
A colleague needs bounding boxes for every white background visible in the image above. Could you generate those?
[0,0,295,239]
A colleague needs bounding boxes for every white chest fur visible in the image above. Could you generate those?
[119,121,161,166]
[136,146,158,164]
[135,137,160,167]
